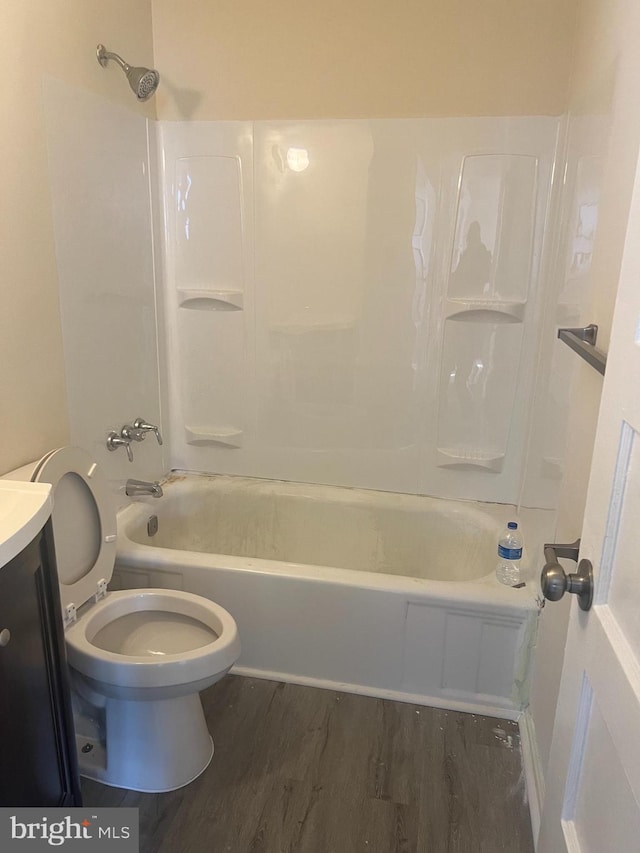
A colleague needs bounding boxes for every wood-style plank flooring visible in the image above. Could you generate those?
[82,676,534,853]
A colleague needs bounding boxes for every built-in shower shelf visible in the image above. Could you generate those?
[445,300,525,323]
[436,448,504,472]
[178,288,244,311]
[184,425,243,448]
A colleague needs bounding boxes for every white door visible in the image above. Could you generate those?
[537,144,640,849]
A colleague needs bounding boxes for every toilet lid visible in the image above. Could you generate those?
[32,447,116,612]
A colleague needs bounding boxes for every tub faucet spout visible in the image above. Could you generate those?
[125,478,163,498]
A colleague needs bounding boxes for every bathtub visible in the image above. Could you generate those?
[114,473,548,718]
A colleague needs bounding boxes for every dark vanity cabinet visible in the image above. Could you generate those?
[0,523,81,806]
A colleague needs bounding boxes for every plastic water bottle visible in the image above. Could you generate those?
[495,521,523,585]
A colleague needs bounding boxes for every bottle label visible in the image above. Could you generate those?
[498,545,522,560]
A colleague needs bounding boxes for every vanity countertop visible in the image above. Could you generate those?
[0,480,52,567]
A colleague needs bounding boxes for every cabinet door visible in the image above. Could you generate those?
[0,531,79,806]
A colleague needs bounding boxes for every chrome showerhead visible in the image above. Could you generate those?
[97,44,160,102]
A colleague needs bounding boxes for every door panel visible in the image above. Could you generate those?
[571,695,640,852]
[538,129,640,851]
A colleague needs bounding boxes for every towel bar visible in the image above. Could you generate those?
[557,324,607,375]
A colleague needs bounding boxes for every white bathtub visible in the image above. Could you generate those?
[114,473,547,718]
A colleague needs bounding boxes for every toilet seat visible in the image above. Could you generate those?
[32,446,241,684]
[65,589,240,691]
[31,446,117,614]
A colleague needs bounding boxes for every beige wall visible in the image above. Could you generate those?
[0,1,154,474]
[529,0,640,813]
[573,0,640,349]
[151,0,578,120]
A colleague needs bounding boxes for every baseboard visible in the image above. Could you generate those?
[231,665,522,721]
[519,709,545,847]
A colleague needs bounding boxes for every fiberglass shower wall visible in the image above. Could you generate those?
[157,117,560,506]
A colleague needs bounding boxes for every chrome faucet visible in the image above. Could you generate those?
[125,479,163,498]
[133,418,163,445]
[107,431,133,462]
[121,424,146,443]
[107,417,163,463]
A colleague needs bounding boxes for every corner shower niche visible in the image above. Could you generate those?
[437,154,538,474]
[174,154,247,449]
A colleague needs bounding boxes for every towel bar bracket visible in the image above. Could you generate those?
[557,324,607,376]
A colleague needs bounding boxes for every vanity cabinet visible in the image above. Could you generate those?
[0,523,81,806]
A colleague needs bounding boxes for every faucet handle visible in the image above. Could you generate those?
[133,418,163,446]
[121,424,145,442]
[106,431,134,462]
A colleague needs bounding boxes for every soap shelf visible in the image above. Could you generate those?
[184,426,243,448]
[557,324,606,376]
[436,448,504,472]
[445,300,525,323]
[178,288,243,311]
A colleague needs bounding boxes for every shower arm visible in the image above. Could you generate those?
[97,45,131,73]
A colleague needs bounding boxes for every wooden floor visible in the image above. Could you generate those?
[82,676,534,853]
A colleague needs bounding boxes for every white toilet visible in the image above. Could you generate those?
[27,446,241,793]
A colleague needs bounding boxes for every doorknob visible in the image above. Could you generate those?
[540,542,593,611]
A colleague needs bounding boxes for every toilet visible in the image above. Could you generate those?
[27,446,241,793]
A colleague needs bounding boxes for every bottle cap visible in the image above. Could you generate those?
[507,521,518,529]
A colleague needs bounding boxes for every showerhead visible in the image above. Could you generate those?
[97,44,160,102]
[126,66,160,101]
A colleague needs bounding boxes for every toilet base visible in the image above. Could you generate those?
[77,693,214,792]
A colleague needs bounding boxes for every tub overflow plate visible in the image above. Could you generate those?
[148,514,159,537]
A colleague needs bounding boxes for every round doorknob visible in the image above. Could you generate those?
[540,558,593,611]
[0,628,11,647]
[540,563,567,602]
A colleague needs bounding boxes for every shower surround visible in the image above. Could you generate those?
[158,117,560,507]
[44,80,564,509]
